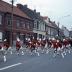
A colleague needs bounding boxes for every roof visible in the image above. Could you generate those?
[42,16,48,20]
[42,17,55,28]
[17,4,43,20]
[49,21,58,29]
[0,1,31,19]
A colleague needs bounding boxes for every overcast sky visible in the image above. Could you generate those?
[3,0,72,30]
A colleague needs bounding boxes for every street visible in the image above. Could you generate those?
[0,49,72,72]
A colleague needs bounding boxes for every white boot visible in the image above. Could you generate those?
[53,53,56,57]
[37,52,40,56]
[63,51,66,55]
[34,50,37,53]
[22,51,24,55]
[17,52,19,55]
[4,56,6,62]
[64,52,66,55]
[30,52,33,56]
[68,50,70,54]
[10,51,12,54]
[61,53,64,58]
[46,50,49,54]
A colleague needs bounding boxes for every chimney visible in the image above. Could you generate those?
[37,12,40,16]
[48,18,50,22]
[23,5,27,8]
[53,21,55,23]
[34,9,36,13]
[17,4,23,9]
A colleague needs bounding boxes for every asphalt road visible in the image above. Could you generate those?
[0,50,72,72]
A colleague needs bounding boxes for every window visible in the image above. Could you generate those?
[39,34,42,38]
[37,21,39,29]
[23,23,25,28]
[27,22,29,29]
[27,22,30,29]
[0,15,2,25]
[22,21,25,28]
[17,20,20,27]
[25,21,29,29]
[34,20,37,28]
[0,32,2,42]
[20,21,24,27]
[29,22,33,29]
[7,18,12,26]
[16,32,20,38]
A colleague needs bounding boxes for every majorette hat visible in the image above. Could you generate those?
[17,38,20,41]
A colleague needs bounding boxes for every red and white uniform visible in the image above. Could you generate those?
[56,40,62,48]
[3,39,10,50]
[16,38,21,51]
[51,38,57,49]
[63,39,69,47]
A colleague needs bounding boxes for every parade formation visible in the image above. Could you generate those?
[0,37,72,62]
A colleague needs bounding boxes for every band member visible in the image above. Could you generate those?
[48,38,52,48]
[16,38,21,51]
[51,38,57,49]
[63,39,68,47]
[57,40,62,48]
[3,39,10,50]
[0,39,7,62]
[40,38,46,53]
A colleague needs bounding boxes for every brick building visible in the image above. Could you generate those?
[0,0,34,45]
[17,4,46,39]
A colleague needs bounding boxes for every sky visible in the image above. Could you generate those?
[3,0,72,30]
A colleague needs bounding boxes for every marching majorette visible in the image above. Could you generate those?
[3,39,10,50]
[16,38,21,51]
[48,38,52,48]
[28,38,35,55]
[16,37,24,55]
[40,38,46,53]
[36,38,41,50]
[63,38,71,54]
[56,39,65,58]
[0,46,6,62]
[51,37,57,49]
[63,38,69,48]
[3,39,13,55]
[1,39,8,62]
[51,38,59,57]
[27,37,40,56]
[25,38,29,48]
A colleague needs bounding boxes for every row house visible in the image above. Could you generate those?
[43,16,59,38]
[69,31,72,38]
[0,0,34,45]
[17,4,46,39]
[61,25,69,37]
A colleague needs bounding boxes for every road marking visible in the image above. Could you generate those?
[0,63,22,71]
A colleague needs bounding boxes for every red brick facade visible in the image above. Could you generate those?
[0,1,34,45]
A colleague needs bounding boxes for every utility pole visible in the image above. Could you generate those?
[10,0,14,46]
